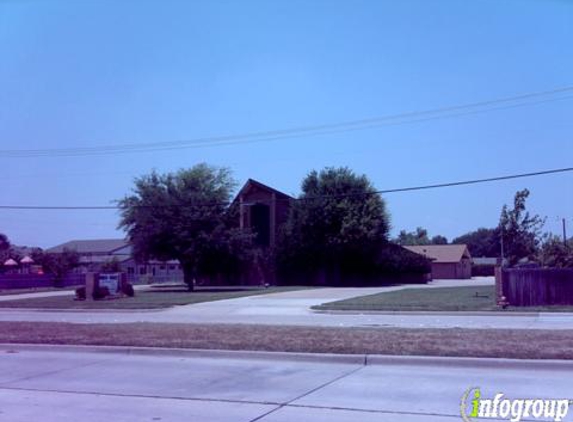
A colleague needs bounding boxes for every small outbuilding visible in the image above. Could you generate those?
[404,244,472,279]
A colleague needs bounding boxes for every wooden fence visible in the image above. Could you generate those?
[500,268,573,306]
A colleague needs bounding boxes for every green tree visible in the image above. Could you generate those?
[539,235,573,268]
[499,189,544,266]
[35,248,80,285]
[117,164,253,290]
[394,228,446,245]
[100,257,123,273]
[394,227,430,245]
[452,227,500,257]
[431,235,448,245]
[0,233,10,261]
[277,167,391,284]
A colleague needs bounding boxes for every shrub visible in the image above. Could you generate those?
[471,264,495,277]
[376,243,432,275]
[276,242,431,286]
[92,286,110,300]
[122,283,135,297]
[75,287,86,301]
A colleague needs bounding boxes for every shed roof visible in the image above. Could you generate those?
[403,244,471,263]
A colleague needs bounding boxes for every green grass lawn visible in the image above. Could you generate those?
[0,286,81,296]
[313,285,573,312]
[0,286,311,310]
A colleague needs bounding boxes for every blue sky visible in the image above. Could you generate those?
[0,0,572,248]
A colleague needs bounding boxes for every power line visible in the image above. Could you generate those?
[0,166,571,210]
[1,86,572,158]
[377,166,573,194]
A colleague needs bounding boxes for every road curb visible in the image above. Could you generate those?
[0,343,366,365]
[364,354,573,371]
[311,309,544,317]
[2,343,572,370]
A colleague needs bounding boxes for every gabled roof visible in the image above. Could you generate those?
[233,178,293,204]
[403,244,471,263]
[20,256,34,264]
[46,239,129,254]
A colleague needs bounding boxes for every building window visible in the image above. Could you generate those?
[139,267,147,275]
[169,265,176,270]
[127,267,135,275]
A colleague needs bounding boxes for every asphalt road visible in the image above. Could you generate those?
[1,278,573,329]
[0,345,571,422]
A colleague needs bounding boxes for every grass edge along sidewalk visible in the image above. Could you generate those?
[312,285,573,313]
[0,322,572,360]
[0,286,313,310]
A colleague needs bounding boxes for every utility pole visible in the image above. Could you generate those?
[564,218,568,246]
[500,225,505,267]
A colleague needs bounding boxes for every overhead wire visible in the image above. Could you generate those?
[1,86,572,158]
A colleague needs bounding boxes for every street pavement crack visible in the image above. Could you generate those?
[248,364,366,422]
[0,385,281,407]
[0,356,116,386]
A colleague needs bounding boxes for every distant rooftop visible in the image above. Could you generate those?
[403,244,471,263]
[46,239,129,254]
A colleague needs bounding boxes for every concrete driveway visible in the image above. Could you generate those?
[1,277,572,329]
[0,345,571,422]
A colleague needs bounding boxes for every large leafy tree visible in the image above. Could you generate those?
[277,167,391,284]
[499,189,544,266]
[452,227,501,257]
[118,164,253,290]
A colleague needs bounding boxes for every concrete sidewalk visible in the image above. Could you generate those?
[0,289,78,302]
[0,345,571,422]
